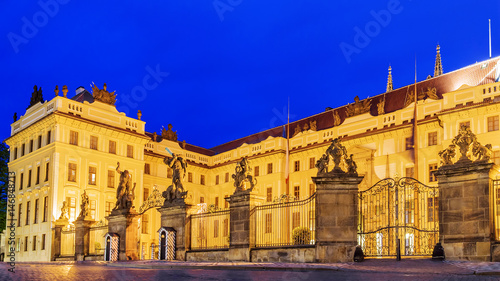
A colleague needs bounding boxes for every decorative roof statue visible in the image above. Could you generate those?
[404,87,416,108]
[438,144,456,166]
[303,122,309,131]
[114,162,136,211]
[345,96,371,117]
[59,201,69,220]
[161,124,178,141]
[162,153,188,205]
[78,190,91,220]
[91,83,116,106]
[310,120,317,131]
[293,124,301,137]
[27,85,44,109]
[377,95,385,115]
[62,85,68,98]
[137,110,142,120]
[13,113,17,122]
[333,111,341,126]
[232,157,257,194]
[422,87,439,100]
[315,154,329,174]
[54,85,59,96]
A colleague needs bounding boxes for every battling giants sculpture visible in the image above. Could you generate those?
[162,153,188,205]
[114,162,136,211]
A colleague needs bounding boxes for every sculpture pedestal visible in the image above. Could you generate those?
[51,218,68,260]
[436,161,494,261]
[312,173,364,263]
[106,208,140,261]
[74,217,95,261]
[227,191,264,261]
[158,203,191,261]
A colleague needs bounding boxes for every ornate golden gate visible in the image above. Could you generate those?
[357,177,439,257]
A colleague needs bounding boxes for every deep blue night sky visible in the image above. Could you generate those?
[1,1,499,149]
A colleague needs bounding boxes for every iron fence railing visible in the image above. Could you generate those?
[253,193,316,248]
[190,209,230,250]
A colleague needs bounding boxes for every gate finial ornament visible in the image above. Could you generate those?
[317,138,358,175]
[232,157,257,194]
[439,125,492,166]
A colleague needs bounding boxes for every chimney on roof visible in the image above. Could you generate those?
[75,86,85,95]
[434,44,443,77]
[386,65,393,92]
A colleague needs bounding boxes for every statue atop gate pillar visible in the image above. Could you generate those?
[316,138,358,176]
[162,153,188,206]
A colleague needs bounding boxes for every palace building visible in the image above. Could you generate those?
[6,47,500,261]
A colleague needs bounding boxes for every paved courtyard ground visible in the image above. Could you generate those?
[2,259,500,280]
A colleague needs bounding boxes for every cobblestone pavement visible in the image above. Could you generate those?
[1,259,500,280]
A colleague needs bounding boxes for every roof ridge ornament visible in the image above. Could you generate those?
[434,44,443,77]
[386,65,393,92]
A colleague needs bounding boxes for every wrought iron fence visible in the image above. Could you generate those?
[89,222,107,255]
[190,209,230,250]
[253,193,316,248]
[61,226,75,256]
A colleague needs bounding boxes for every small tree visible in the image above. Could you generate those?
[292,226,311,245]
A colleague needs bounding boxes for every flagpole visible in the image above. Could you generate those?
[285,97,290,195]
[413,56,419,180]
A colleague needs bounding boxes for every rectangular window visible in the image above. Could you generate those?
[21,143,25,157]
[225,173,229,183]
[309,184,315,196]
[42,234,46,250]
[107,170,115,188]
[25,201,30,225]
[27,170,32,187]
[19,173,23,191]
[215,175,219,185]
[188,172,193,183]
[105,202,113,217]
[294,160,300,172]
[267,163,273,174]
[292,212,300,230]
[47,130,51,144]
[90,200,96,220]
[143,188,150,202]
[265,213,272,233]
[37,135,42,149]
[69,131,78,145]
[223,218,229,237]
[109,140,116,154]
[266,187,272,202]
[200,197,205,204]
[309,157,316,169]
[200,175,205,185]
[142,214,149,234]
[87,167,95,185]
[14,147,17,160]
[214,197,219,208]
[67,197,76,221]
[90,136,98,150]
[43,196,48,222]
[167,168,172,178]
[45,162,49,182]
[24,236,28,252]
[429,164,438,182]
[29,140,33,153]
[406,167,414,178]
[214,220,219,238]
[68,163,77,182]
[36,166,40,185]
[494,151,500,166]
[34,198,39,224]
[144,163,150,175]
[224,195,229,208]
[127,145,134,158]
[17,203,22,227]
[428,132,437,146]
[405,137,413,150]
[488,116,499,132]
[254,166,259,177]
[294,186,300,200]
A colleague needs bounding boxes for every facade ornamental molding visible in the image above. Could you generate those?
[315,137,358,176]
[91,83,116,106]
[232,157,257,194]
[438,124,492,166]
[139,186,164,214]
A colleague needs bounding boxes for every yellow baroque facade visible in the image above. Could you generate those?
[6,56,500,261]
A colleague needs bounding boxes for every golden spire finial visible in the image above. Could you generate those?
[386,65,393,92]
[434,44,443,77]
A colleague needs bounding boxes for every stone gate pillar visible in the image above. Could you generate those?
[312,174,364,263]
[74,217,95,261]
[106,208,140,261]
[227,190,264,261]
[51,218,68,260]
[158,203,191,261]
[436,160,495,261]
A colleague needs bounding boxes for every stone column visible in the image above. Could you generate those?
[74,218,95,261]
[312,174,364,263]
[436,160,494,261]
[106,208,140,261]
[51,218,68,260]
[227,190,264,261]
[158,204,191,261]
